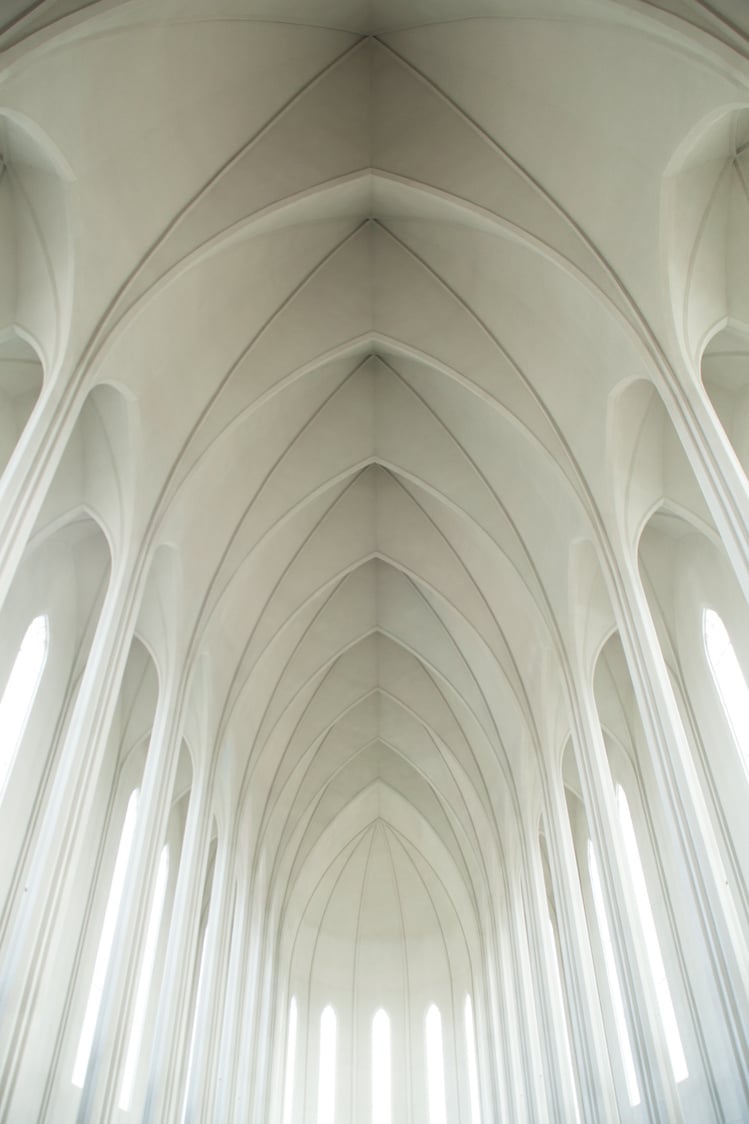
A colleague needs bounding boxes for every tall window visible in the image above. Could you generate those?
[73,788,139,1088]
[0,614,48,804]
[616,785,688,1083]
[464,995,481,1124]
[425,1004,447,1124]
[372,1008,391,1124]
[119,844,169,1110]
[587,841,641,1107]
[704,608,749,780]
[282,996,298,1124]
[317,1005,336,1124]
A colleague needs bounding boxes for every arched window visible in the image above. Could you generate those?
[425,1004,447,1124]
[587,840,641,1107]
[0,614,48,804]
[372,1008,391,1124]
[464,995,481,1124]
[703,608,749,780]
[317,1005,336,1124]
[73,788,139,1088]
[119,844,169,1110]
[282,996,298,1124]
[616,785,688,1083]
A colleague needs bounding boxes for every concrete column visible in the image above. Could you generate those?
[223,873,260,1123]
[210,868,250,1121]
[230,879,271,1124]
[0,555,144,1118]
[141,762,214,1124]
[267,980,296,1124]
[477,917,511,1124]
[183,829,233,1124]
[249,912,281,1123]
[75,672,185,1122]
[493,893,530,1124]
[571,676,683,1124]
[0,374,86,615]
[612,551,749,1102]
[661,374,749,607]
[508,872,550,1124]
[192,848,238,1123]
[524,833,580,1123]
[542,770,620,1124]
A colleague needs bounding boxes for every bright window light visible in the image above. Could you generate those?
[464,995,481,1124]
[616,786,688,1083]
[372,1008,391,1124]
[119,844,169,1110]
[317,1005,336,1124]
[0,614,48,804]
[73,788,139,1088]
[425,1004,447,1124]
[588,841,641,1107]
[282,997,298,1124]
[704,608,749,780]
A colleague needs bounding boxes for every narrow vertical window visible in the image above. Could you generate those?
[587,841,641,1107]
[425,1004,447,1124]
[317,1005,336,1124]
[616,786,688,1083]
[282,996,298,1124]
[464,995,481,1124]
[119,844,169,1110]
[0,614,48,803]
[704,608,749,779]
[372,1008,391,1124]
[73,788,139,1088]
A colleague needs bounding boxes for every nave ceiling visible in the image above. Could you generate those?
[1,0,748,986]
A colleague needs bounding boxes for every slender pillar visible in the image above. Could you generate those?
[508,873,551,1124]
[183,829,233,1123]
[524,834,580,1123]
[542,768,620,1124]
[249,910,282,1123]
[0,555,144,1118]
[210,867,250,1122]
[494,891,530,1124]
[0,374,87,615]
[571,675,683,1124]
[75,672,185,1122]
[611,549,749,1101]
[660,373,749,607]
[230,877,270,1124]
[192,848,238,1122]
[478,912,512,1124]
[141,761,214,1124]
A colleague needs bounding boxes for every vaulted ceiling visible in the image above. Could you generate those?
[1,0,747,982]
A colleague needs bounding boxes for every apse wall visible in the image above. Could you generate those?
[280,818,475,1123]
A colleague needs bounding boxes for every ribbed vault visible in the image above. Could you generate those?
[1,2,749,1122]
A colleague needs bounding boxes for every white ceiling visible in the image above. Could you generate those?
[1,0,747,983]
